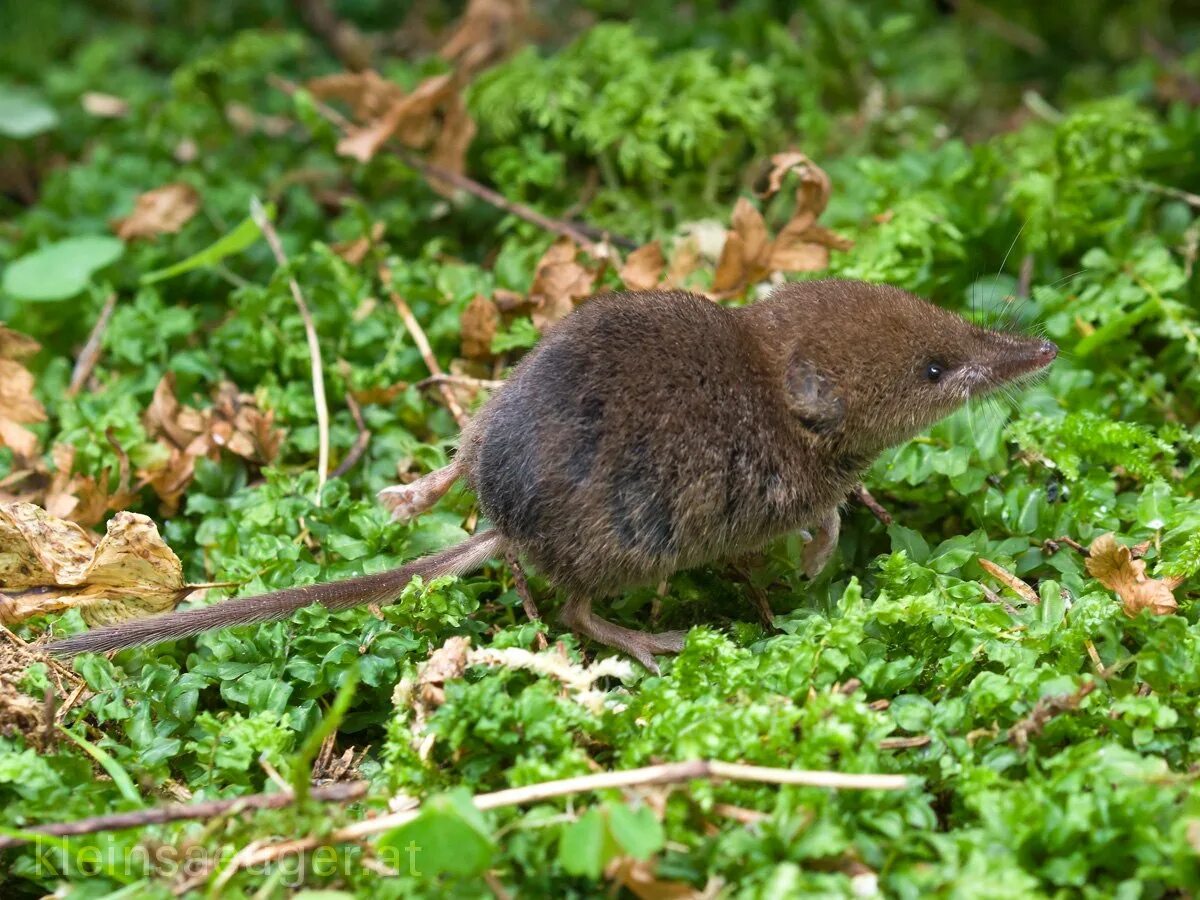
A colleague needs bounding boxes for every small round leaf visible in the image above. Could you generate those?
[2,236,125,301]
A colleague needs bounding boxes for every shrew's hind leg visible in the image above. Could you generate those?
[378,460,461,522]
[560,595,687,675]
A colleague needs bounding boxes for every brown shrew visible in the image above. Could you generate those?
[49,280,1057,671]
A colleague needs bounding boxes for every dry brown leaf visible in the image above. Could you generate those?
[0,502,95,589]
[711,231,748,294]
[331,221,386,265]
[664,237,701,289]
[0,325,45,459]
[979,558,1040,606]
[620,241,666,291]
[138,374,284,512]
[40,435,138,529]
[426,90,477,195]
[711,153,849,295]
[112,183,201,241]
[731,197,771,269]
[1085,533,1181,617]
[461,295,500,360]
[529,237,598,329]
[606,857,708,900]
[0,504,190,627]
[439,0,532,76]
[0,359,46,427]
[335,73,456,163]
[766,232,829,273]
[758,150,832,224]
[492,288,530,314]
[307,70,406,121]
[0,326,40,361]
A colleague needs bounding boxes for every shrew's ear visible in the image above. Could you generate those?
[785,356,844,434]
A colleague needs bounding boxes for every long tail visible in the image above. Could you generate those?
[47,530,505,657]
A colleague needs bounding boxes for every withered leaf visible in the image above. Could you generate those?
[664,236,701,289]
[606,857,705,900]
[0,326,40,361]
[0,504,190,627]
[331,221,386,266]
[979,558,1040,606]
[461,295,500,359]
[426,90,477,195]
[439,0,532,76]
[1086,533,1180,617]
[112,183,201,241]
[619,241,666,291]
[0,324,46,459]
[529,237,598,329]
[335,73,456,163]
[139,374,284,512]
[713,153,849,295]
[711,231,748,294]
[758,150,832,224]
[307,70,406,121]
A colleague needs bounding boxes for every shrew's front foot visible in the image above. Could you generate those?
[802,508,841,579]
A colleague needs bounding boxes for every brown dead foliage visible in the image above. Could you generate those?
[527,237,602,329]
[0,324,45,459]
[712,152,851,296]
[138,374,284,515]
[978,558,1040,606]
[439,0,532,76]
[112,183,201,241]
[606,857,715,899]
[1086,532,1181,617]
[0,503,190,628]
[460,295,501,360]
[308,70,476,195]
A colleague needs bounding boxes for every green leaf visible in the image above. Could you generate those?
[140,208,270,284]
[558,803,663,878]
[559,807,617,879]
[0,87,58,138]
[378,788,495,878]
[57,726,143,807]
[2,236,124,301]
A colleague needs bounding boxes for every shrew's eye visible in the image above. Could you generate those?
[925,363,944,383]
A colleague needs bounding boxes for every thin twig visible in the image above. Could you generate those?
[267,75,632,253]
[0,781,369,849]
[1122,178,1200,210]
[330,392,372,480]
[1008,681,1096,750]
[379,266,469,428]
[415,373,506,392]
[1016,253,1034,299]
[67,292,118,396]
[852,484,893,526]
[218,760,909,875]
[250,198,330,504]
[878,735,931,750]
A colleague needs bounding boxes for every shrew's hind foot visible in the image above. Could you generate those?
[378,461,461,522]
[560,595,687,675]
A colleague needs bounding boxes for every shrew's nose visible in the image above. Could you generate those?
[1035,340,1058,364]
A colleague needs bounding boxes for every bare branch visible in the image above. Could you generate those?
[250,199,330,503]
[67,292,118,396]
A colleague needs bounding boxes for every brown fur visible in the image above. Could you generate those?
[49,281,1056,668]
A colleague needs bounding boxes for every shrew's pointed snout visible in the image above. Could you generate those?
[1033,340,1058,365]
[982,334,1058,384]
